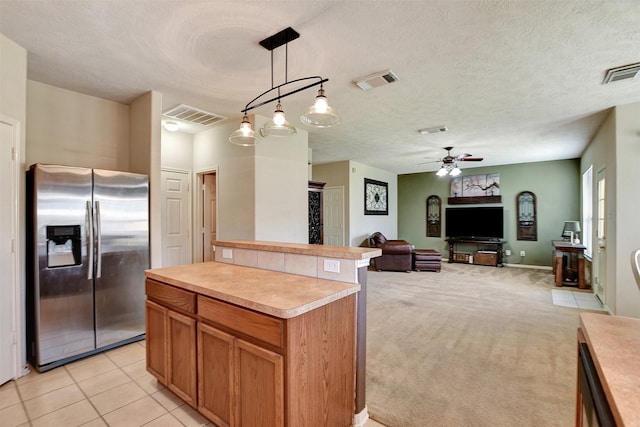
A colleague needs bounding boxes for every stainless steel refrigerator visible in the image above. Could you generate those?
[26,163,149,372]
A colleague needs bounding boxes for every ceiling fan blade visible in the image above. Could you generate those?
[417,160,441,165]
[455,153,473,159]
[458,157,484,162]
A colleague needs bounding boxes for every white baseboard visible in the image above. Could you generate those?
[353,406,369,427]
[444,258,553,270]
[503,263,552,270]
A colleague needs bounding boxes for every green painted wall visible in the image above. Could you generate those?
[398,159,580,266]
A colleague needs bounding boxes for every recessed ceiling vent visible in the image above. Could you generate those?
[163,104,227,127]
[354,69,399,90]
[419,125,448,135]
[602,62,640,84]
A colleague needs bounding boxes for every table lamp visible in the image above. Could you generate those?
[562,221,581,244]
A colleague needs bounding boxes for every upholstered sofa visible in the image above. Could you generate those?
[368,232,413,272]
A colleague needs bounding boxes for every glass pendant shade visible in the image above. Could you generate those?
[229,115,260,146]
[260,102,297,137]
[300,87,340,127]
[436,167,449,177]
[449,165,462,176]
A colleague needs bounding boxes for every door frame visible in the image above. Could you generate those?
[595,167,606,306]
[195,167,218,262]
[0,114,25,381]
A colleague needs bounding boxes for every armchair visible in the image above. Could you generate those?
[368,232,413,272]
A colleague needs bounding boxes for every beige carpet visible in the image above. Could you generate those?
[365,263,603,427]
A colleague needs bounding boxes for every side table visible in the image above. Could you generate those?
[552,240,587,289]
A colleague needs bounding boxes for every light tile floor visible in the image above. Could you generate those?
[551,289,606,311]
[0,340,385,426]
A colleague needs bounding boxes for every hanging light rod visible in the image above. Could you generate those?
[240,76,328,114]
[229,27,339,146]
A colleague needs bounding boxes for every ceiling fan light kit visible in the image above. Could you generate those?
[229,27,339,146]
[434,147,483,177]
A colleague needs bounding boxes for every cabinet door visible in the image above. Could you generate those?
[145,300,167,384]
[234,339,284,427]
[167,310,197,407]
[198,323,234,427]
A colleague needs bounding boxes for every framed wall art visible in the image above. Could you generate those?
[364,178,388,215]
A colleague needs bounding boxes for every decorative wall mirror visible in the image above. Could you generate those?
[517,191,537,240]
[426,195,441,237]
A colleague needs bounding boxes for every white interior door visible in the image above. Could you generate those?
[595,168,606,303]
[323,186,345,246]
[0,118,18,383]
[160,170,192,267]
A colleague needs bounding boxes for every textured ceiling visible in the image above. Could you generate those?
[1,0,639,174]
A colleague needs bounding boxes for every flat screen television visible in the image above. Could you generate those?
[445,206,504,240]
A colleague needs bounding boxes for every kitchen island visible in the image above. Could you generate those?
[577,313,640,426]
[145,257,368,427]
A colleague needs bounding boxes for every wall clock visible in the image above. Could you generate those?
[364,178,388,215]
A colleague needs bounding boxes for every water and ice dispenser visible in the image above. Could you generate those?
[46,225,81,268]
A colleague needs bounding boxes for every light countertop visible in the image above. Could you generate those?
[213,240,381,260]
[579,313,640,426]
[145,261,360,319]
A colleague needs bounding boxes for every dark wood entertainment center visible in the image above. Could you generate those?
[446,238,507,267]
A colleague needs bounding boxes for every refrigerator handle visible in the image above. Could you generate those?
[87,201,94,280]
[96,201,102,278]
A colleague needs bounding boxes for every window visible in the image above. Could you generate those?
[582,166,593,258]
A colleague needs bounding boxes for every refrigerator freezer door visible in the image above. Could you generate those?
[93,169,149,348]
[30,164,95,366]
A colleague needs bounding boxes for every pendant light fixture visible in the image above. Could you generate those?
[229,114,260,146]
[300,84,340,127]
[229,27,339,146]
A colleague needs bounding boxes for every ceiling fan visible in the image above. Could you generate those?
[421,147,484,176]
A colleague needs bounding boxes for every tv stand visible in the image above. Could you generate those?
[446,238,506,267]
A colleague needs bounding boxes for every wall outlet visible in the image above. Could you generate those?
[323,259,341,273]
[520,250,526,257]
[505,249,511,256]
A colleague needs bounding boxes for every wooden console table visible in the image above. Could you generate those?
[552,240,587,289]
[446,238,506,267]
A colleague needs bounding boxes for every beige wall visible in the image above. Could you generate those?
[581,102,640,318]
[614,102,640,318]
[26,80,130,170]
[161,129,194,171]
[313,160,398,247]
[254,115,309,242]
[130,91,162,267]
[1,32,28,376]
[193,114,309,243]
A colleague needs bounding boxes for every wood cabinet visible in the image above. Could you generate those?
[145,277,356,427]
[144,280,197,408]
[446,238,506,267]
[197,297,284,427]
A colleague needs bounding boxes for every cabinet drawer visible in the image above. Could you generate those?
[198,295,284,349]
[146,279,196,314]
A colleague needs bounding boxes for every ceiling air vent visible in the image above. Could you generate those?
[419,125,448,135]
[354,69,399,90]
[163,104,227,127]
[602,62,640,84]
